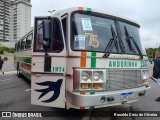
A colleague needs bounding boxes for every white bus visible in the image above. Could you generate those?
[14,7,150,109]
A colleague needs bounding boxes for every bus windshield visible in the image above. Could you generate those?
[71,12,146,55]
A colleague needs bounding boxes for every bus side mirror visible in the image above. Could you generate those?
[42,20,51,53]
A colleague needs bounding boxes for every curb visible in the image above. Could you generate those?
[150,77,157,82]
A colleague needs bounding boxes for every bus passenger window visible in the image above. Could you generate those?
[51,19,64,52]
[26,34,33,49]
[21,38,26,50]
[18,42,21,51]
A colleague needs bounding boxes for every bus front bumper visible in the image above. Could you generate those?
[66,85,151,108]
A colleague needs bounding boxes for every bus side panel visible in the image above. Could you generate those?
[31,56,66,108]
[14,50,32,79]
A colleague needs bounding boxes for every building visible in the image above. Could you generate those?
[0,0,31,47]
[0,0,10,43]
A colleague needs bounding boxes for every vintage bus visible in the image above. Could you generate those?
[14,7,150,109]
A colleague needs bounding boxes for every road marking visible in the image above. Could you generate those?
[0,71,17,75]
[1,78,14,82]
[25,88,31,92]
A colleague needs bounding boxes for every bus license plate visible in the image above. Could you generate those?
[121,92,133,100]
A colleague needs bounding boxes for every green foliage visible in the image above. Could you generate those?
[0,47,15,53]
[146,48,160,58]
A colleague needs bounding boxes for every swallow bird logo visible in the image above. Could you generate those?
[35,79,63,103]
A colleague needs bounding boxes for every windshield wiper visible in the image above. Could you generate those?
[103,25,118,57]
[124,26,143,59]
[124,26,136,53]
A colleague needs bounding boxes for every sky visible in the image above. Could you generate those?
[31,0,160,48]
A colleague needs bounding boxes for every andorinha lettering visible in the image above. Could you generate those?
[109,61,137,68]
[141,61,148,68]
[108,60,147,68]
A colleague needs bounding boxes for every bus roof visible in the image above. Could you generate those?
[52,7,140,27]
[16,7,140,43]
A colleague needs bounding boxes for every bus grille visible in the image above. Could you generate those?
[106,69,141,91]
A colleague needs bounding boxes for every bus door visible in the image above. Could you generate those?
[31,17,66,108]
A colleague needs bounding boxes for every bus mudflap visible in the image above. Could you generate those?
[31,74,65,108]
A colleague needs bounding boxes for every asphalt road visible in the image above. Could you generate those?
[0,73,132,120]
[131,63,160,120]
[0,74,88,120]
[0,62,160,120]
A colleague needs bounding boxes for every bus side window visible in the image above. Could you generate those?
[26,33,33,49]
[34,19,44,51]
[62,16,67,49]
[37,26,44,50]
[18,41,21,51]
[15,43,17,51]
[51,19,64,52]
[21,38,26,50]
[34,18,63,52]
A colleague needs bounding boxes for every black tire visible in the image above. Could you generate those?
[17,65,22,78]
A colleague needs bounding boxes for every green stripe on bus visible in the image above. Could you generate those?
[16,57,31,64]
[19,68,31,80]
[87,8,92,12]
[91,52,96,68]
[90,92,95,95]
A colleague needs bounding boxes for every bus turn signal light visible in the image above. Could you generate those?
[81,83,89,89]
[93,83,101,89]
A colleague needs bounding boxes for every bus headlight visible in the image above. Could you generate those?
[81,71,90,81]
[93,72,101,81]
[73,69,106,91]
[93,83,102,89]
